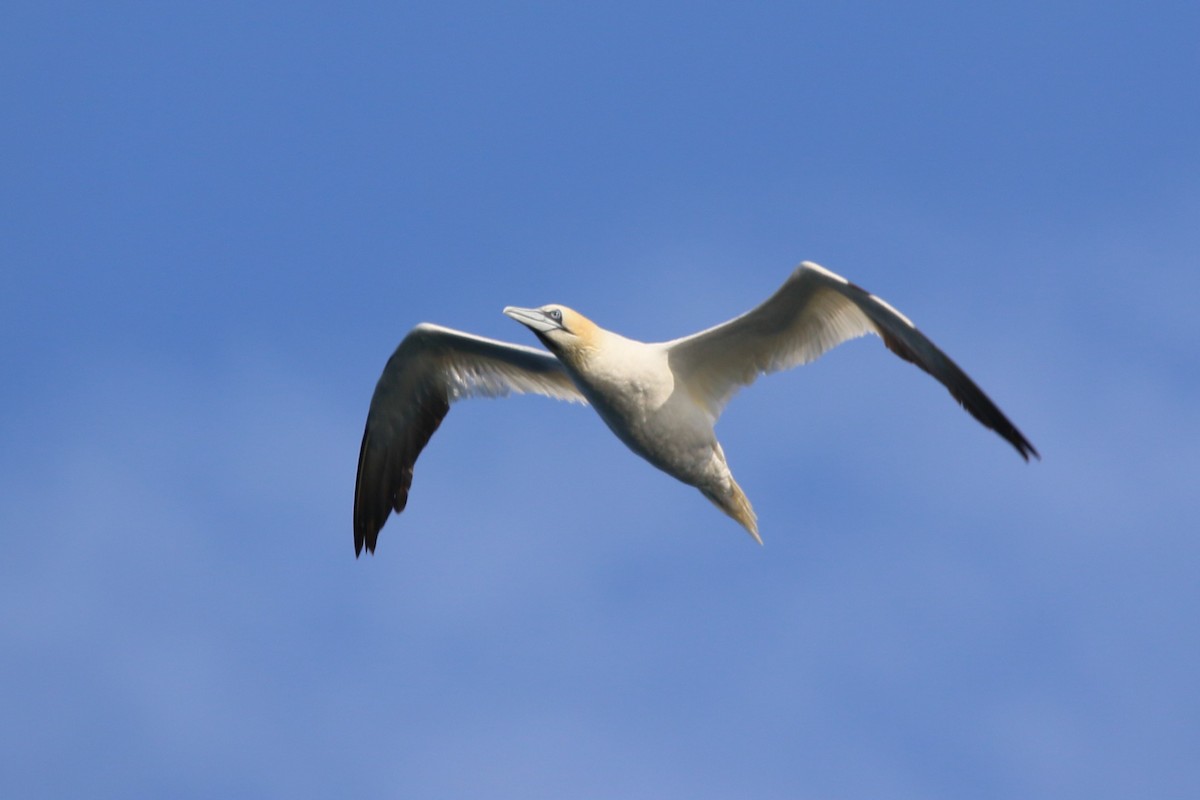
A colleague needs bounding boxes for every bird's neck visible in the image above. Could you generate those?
[553,334,603,371]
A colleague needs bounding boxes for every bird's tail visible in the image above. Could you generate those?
[703,477,761,545]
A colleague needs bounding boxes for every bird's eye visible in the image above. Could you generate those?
[549,309,563,322]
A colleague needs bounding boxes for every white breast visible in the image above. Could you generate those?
[567,333,718,483]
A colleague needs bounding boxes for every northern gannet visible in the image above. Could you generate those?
[354,261,1037,555]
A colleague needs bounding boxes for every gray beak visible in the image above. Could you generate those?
[503,306,560,333]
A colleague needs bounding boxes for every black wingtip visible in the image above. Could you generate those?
[353,514,382,557]
[970,406,1039,464]
[986,405,1039,463]
[1014,435,1040,463]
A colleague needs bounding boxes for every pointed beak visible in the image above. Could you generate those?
[504,306,560,333]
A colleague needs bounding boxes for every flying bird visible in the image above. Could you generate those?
[354,261,1037,555]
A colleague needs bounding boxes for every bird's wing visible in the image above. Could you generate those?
[354,323,586,555]
[666,261,1038,460]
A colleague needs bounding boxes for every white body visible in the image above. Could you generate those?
[553,329,751,533]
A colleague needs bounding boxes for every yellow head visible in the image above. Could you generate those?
[503,304,602,360]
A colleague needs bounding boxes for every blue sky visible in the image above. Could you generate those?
[3,2,1198,797]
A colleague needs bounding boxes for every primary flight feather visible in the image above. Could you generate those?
[353,261,1037,555]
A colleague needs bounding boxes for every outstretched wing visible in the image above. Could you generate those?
[666,262,1038,460]
[354,323,586,555]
